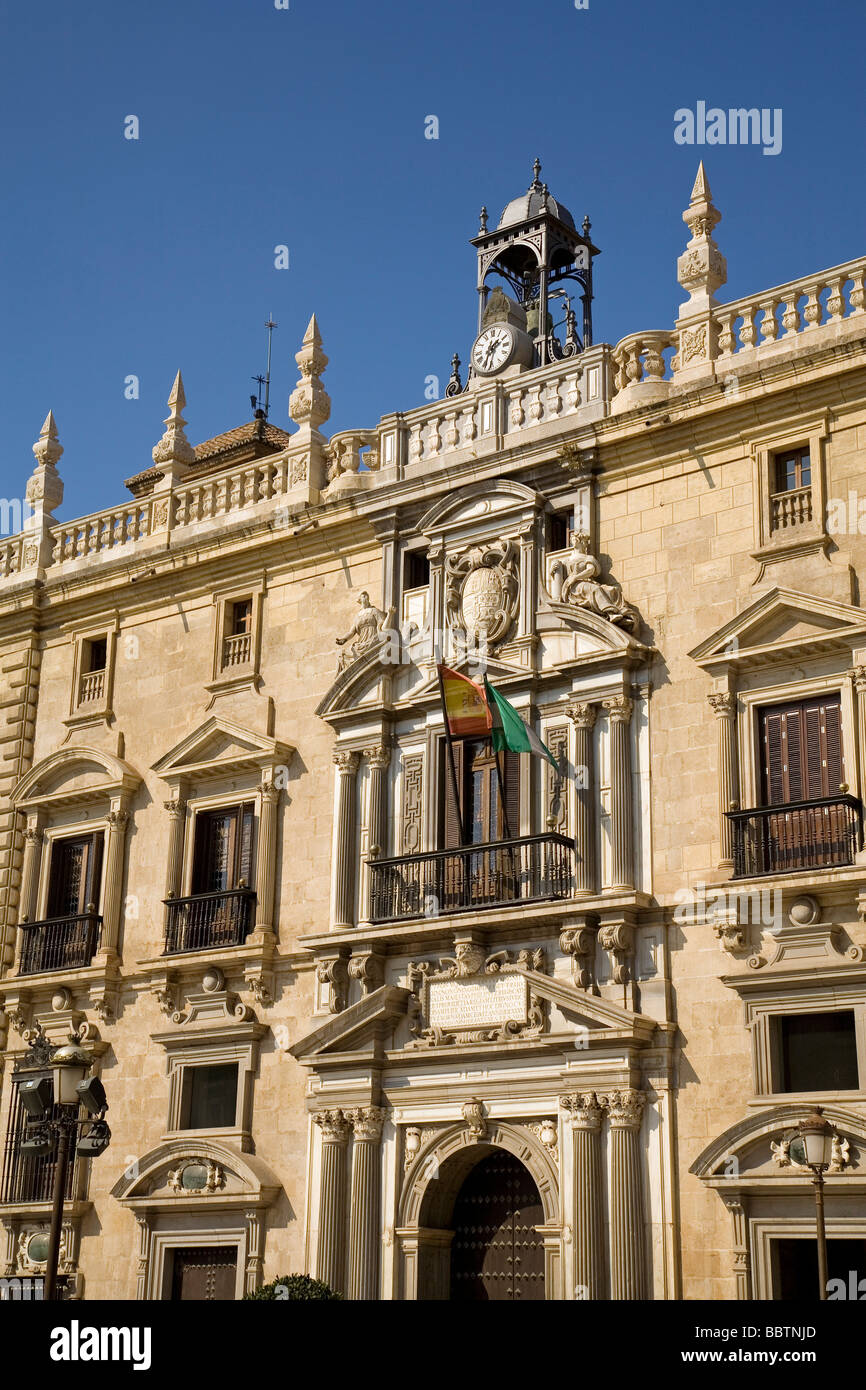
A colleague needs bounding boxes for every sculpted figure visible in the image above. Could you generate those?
[335,591,389,670]
[558,533,635,630]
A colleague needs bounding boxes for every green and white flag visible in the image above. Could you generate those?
[483,677,559,770]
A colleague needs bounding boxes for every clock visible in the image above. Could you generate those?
[472,324,518,375]
[471,321,533,377]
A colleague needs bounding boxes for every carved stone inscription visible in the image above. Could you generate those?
[428,974,527,1030]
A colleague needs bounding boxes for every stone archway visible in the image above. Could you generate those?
[397,1122,561,1300]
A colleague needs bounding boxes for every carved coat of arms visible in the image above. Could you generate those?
[445,539,519,650]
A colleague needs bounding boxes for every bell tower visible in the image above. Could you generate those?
[470,159,600,372]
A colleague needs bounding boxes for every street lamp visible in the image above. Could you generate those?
[794,1107,835,1301]
[16,1028,110,1301]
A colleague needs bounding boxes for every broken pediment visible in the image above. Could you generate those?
[152,715,294,783]
[290,984,412,1060]
[12,746,142,812]
[689,586,866,674]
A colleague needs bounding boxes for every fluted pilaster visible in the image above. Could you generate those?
[255,779,280,936]
[606,1089,646,1299]
[360,745,389,926]
[347,1106,386,1300]
[567,703,597,895]
[163,799,187,900]
[100,807,130,952]
[562,1092,604,1298]
[708,693,738,867]
[604,697,633,891]
[314,1109,351,1294]
[332,751,360,929]
[18,821,43,924]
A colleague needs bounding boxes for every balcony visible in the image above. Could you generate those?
[221,632,252,669]
[726,795,863,878]
[77,668,106,704]
[18,913,102,976]
[770,486,812,532]
[369,833,575,924]
[163,887,256,954]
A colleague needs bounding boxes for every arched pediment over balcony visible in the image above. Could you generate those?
[417,478,543,540]
[691,1103,866,1189]
[11,745,142,813]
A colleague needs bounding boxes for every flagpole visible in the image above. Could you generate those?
[492,742,513,841]
[437,664,467,846]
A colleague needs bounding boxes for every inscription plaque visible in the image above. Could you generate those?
[427,974,527,1030]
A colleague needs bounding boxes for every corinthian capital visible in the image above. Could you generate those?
[333,750,361,775]
[708,692,736,718]
[314,1108,351,1143]
[561,1091,603,1131]
[363,744,391,770]
[604,1089,646,1130]
[603,695,633,724]
[349,1106,386,1142]
[566,702,597,730]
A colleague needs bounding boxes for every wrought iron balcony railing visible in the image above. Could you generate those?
[18,913,102,976]
[726,795,863,879]
[369,833,575,924]
[163,888,256,955]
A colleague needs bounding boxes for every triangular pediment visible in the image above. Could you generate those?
[689,587,866,673]
[152,716,294,781]
[290,985,412,1059]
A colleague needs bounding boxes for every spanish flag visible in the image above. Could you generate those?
[438,664,492,738]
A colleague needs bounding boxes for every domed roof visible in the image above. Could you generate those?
[497,159,575,231]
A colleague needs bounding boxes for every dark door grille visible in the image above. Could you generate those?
[449,1152,545,1301]
[170,1246,237,1301]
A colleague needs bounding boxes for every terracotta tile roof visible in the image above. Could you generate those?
[124,418,294,496]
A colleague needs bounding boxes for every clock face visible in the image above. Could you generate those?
[472,325,514,375]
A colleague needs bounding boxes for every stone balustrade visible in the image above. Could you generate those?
[610,331,677,414]
[712,255,866,361]
[53,501,152,564]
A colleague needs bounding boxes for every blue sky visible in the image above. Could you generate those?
[1,0,864,521]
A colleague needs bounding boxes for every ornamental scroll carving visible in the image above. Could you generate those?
[406,943,547,1048]
[445,539,519,651]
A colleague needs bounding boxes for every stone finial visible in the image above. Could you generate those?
[677,162,727,314]
[289,314,331,431]
[26,412,64,516]
[152,371,195,467]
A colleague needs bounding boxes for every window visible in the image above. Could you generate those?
[78,636,108,705]
[440,738,520,847]
[179,1064,239,1130]
[774,448,811,493]
[222,599,253,669]
[772,1238,866,1300]
[548,510,571,552]
[47,833,104,918]
[776,1011,859,1092]
[0,1079,77,1205]
[192,805,255,894]
[759,694,843,805]
[403,551,430,590]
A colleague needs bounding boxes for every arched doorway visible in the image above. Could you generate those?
[449,1151,545,1301]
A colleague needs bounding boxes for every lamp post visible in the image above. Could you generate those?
[17,1027,110,1301]
[796,1107,835,1301]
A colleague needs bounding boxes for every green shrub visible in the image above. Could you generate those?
[244,1273,343,1301]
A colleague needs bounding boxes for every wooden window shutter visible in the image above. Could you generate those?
[442,739,465,848]
[823,698,843,795]
[503,750,521,838]
[237,803,255,885]
[760,694,843,805]
[761,709,788,805]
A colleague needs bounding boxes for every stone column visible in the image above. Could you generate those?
[562,1092,605,1299]
[347,1106,386,1300]
[848,667,866,808]
[163,797,187,900]
[708,693,738,869]
[360,745,390,926]
[606,1089,647,1299]
[18,818,44,923]
[603,697,633,891]
[568,703,597,895]
[332,751,360,929]
[314,1109,351,1294]
[99,806,130,953]
[254,778,280,938]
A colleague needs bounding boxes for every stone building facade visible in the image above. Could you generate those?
[1,163,866,1300]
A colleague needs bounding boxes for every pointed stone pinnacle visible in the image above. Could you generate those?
[303,314,322,347]
[152,371,195,466]
[691,161,712,203]
[32,411,63,469]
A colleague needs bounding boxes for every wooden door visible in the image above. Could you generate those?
[170,1246,237,1301]
[449,1152,545,1301]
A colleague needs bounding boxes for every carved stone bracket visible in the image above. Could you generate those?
[317,951,350,1014]
[560,916,599,990]
[598,921,634,985]
[348,950,385,998]
[462,1098,487,1141]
